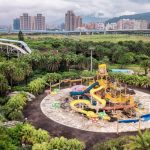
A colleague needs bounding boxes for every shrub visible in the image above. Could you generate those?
[0,73,9,94]
[7,124,23,146]
[28,77,46,94]
[0,96,9,105]
[124,130,150,150]
[21,124,50,145]
[12,85,29,92]
[0,126,18,150]
[44,73,62,84]
[48,137,85,150]
[62,71,79,79]
[80,70,96,77]
[93,136,130,150]
[32,142,50,150]
[3,93,28,120]
[110,73,150,88]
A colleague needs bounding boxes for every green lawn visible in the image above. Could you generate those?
[70,34,150,43]
[1,34,150,43]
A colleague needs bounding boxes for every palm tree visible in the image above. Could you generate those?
[76,54,87,70]
[140,58,150,76]
[46,52,62,72]
[124,130,150,150]
[62,52,78,70]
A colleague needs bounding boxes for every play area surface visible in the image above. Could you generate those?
[41,88,150,133]
[41,64,150,133]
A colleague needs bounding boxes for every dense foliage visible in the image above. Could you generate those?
[2,93,28,120]
[93,130,150,150]
[110,73,150,88]
[0,123,85,150]
[0,37,150,150]
[0,38,150,95]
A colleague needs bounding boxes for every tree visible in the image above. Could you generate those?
[0,74,9,95]
[140,58,150,76]
[118,52,135,68]
[18,31,24,41]
[124,130,150,150]
[99,56,110,65]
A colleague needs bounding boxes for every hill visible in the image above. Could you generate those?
[106,12,150,23]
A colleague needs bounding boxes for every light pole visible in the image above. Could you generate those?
[89,46,95,72]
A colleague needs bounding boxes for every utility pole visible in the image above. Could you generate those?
[91,49,93,71]
[89,46,94,72]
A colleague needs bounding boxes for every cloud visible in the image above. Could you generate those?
[130,0,150,4]
[0,0,150,25]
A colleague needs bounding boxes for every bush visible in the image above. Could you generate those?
[44,73,62,84]
[0,126,19,150]
[80,70,96,77]
[3,93,28,120]
[124,130,150,150]
[0,96,9,105]
[62,71,79,79]
[110,73,150,88]
[48,137,85,150]
[0,73,9,95]
[21,124,50,145]
[12,85,29,92]
[32,142,50,150]
[93,136,129,150]
[28,77,46,94]
[7,124,23,146]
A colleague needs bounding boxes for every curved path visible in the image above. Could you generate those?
[23,92,143,150]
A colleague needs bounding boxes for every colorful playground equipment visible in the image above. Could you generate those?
[70,64,138,121]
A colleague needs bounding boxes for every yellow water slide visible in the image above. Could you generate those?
[70,85,110,119]
[70,100,99,118]
[105,93,135,105]
[90,85,106,108]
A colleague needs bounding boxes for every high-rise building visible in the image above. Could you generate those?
[65,10,76,31]
[13,18,20,30]
[65,10,82,31]
[34,14,46,30]
[20,13,31,30]
[19,13,45,30]
[75,16,82,29]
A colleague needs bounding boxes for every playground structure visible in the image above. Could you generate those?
[45,64,150,127]
[40,64,150,133]
[69,64,138,121]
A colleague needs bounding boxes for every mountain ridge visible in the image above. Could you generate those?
[106,12,150,24]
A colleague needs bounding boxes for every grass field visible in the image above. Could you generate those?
[70,34,150,43]
[1,34,150,43]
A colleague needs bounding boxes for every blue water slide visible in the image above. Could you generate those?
[141,114,150,122]
[118,114,150,123]
[118,119,139,123]
[70,82,99,96]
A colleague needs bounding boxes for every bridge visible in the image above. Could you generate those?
[0,39,31,57]
[1,29,150,35]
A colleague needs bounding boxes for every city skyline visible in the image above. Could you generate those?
[0,0,150,25]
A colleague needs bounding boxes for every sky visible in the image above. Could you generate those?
[0,0,150,25]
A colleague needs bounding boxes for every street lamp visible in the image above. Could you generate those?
[89,46,95,72]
